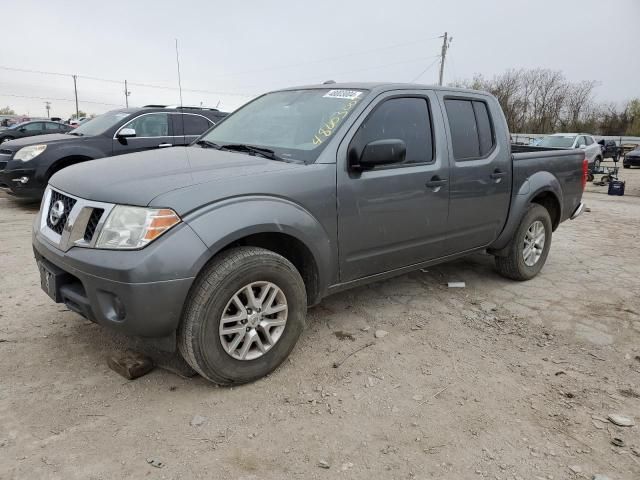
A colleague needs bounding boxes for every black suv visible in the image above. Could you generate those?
[0,120,72,143]
[0,106,226,199]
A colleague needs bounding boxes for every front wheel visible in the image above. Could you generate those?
[594,157,602,169]
[494,204,552,281]
[178,247,307,385]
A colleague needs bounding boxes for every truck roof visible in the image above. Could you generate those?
[277,82,494,97]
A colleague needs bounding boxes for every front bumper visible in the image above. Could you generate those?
[32,220,210,342]
[0,167,43,198]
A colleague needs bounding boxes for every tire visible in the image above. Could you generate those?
[624,165,630,169]
[601,175,611,183]
[594,157,602,169]
[178,247,307,385]
[586,173,594,182]
[494,204,552,281]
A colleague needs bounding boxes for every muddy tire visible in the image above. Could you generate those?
[495,204,552,281]
[178,247,307,385]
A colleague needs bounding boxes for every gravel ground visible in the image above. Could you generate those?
[1,189,639,480]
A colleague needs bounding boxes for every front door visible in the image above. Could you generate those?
[337,92,451,282]
[112,112,174,155]
[438,94,512,254]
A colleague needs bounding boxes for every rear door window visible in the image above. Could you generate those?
[445,99,479,160]
[445,98,495,160]
[350,97,433,165]
[173,114,212,136]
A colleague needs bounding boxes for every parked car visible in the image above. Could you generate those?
[536,133,602,168]
[623,146,640,168]
[0,105,227,198]
[0,120,72,144]
[32,83,586,385]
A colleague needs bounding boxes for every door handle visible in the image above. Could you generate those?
[490,170,506,180]
[158,143,172,148]
[425,177,447,188]
[425,176,448,189]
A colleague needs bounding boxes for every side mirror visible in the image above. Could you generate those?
[19,128,26,133]
[352,139,406,170]
[117,128,136,138]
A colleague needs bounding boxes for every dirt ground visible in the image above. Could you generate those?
[1,184,639,480]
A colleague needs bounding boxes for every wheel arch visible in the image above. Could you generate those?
[489,171,563,253]
[45,155,94,181]
[185,197,335,306]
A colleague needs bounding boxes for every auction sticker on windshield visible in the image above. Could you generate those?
[323,90,363,100]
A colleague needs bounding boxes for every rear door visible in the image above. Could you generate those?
[171,113,214,146]
[112,112,174,155]
[337,90,451,282]
[438,94,511,254]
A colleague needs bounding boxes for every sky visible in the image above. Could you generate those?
[1,0,639,119]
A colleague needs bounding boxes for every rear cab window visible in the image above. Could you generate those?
[444,98,495,160]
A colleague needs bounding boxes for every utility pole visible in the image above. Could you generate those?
[72,74,79,119]
[124,80,131,108]
[45,101,51,118]
[438,32,453,86]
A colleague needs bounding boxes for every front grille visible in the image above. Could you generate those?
[46,190,77,234]
[83,208,104,242]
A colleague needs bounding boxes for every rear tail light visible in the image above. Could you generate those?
[582,157,588,190]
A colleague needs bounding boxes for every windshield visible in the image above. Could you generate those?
[71,111,131,136]
[538,135,576,148]
[200,88,367,162]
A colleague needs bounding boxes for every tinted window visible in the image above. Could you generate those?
[45,122,61,131]
[472,101,494,155]
[125,113,169,137]
[24,122,43,131]
[585,136,594,145]
[445,99,479,159]
[179,114,212,136]
[350,97,433,165]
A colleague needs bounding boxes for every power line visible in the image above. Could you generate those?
[203,34,442,80]
[411,57,441,83]
[0,93,124,107]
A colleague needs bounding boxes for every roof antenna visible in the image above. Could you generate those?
[175,38,186,144]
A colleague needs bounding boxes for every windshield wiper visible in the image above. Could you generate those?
[220,144,286,162]
[195,139,222,149]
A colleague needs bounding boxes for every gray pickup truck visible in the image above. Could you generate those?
[32,83,587,384]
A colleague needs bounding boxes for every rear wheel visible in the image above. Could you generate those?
[624,164,631,169]
[178,247,307,385]
[601,175,611,183]
[495,204,552,281]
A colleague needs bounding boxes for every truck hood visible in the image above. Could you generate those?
[1,133,85,151]
[49,146,303,206]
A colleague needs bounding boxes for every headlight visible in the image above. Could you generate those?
[14,144,47,161]
[95,206,180,249]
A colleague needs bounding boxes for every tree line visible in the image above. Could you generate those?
[452,68,640,136]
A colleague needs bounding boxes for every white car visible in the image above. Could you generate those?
[536,133,603,168]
